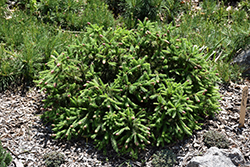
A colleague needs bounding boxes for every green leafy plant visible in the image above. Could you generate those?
[173,0,250,83]
[104,0,126,18]
[160,0,190,24]
[0,44,22,91]
[0,9,77,91]
[215,61,243,83]
[203,130,230,149]
[19,0,116,31]
[36,18,221,158]
[238,0,250,13]
[121,0,164,28]
[0,0,7,18]
[105,0,190,29]
[151,149,176,167]
[0,141,12,167]
[43,151,65,167]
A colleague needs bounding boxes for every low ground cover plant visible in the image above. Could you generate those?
[43,151,65,167]
[151,149,176,167]
[36,19,221,158]
[203,130,230,148]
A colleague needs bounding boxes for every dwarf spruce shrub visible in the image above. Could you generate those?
[36,19,221,158]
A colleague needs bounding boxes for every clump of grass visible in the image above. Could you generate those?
[0,9,76,91]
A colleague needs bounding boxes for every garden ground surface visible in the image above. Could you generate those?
[1,79,250,167]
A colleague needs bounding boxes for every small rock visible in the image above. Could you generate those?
[220,110,228,115]
[238,135,246,140]
[177,156,184,162]
[229,115,238,120]
[225,125,233,131]
[193,143,200,148]
[14,159,24,167]
[221,115,229,120]
[219,125,225,129]
[233,45,250,76]
[223,148,246,166]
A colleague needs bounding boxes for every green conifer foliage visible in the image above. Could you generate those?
[18,0,116,31]
[0,141,12,167]
[36,19,221,158]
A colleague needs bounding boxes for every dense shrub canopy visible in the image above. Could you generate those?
[36,19,221,158]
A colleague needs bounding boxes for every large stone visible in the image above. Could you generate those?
[224,148,246,166]
[233,45,250,77]
[187,147,245,167]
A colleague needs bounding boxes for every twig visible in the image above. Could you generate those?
[3,146,18,158]
[215,51,222,62]
[54,28,86,34]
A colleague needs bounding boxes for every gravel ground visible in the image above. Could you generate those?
[1,80,250,167]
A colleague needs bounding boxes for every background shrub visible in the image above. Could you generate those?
[0,8,77,91]
[36,19,221,158]
[104,0,126,18]
[121,0,164,28]
[173,0,250,83]
[17,0,116,30]
[105,0,188,29]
